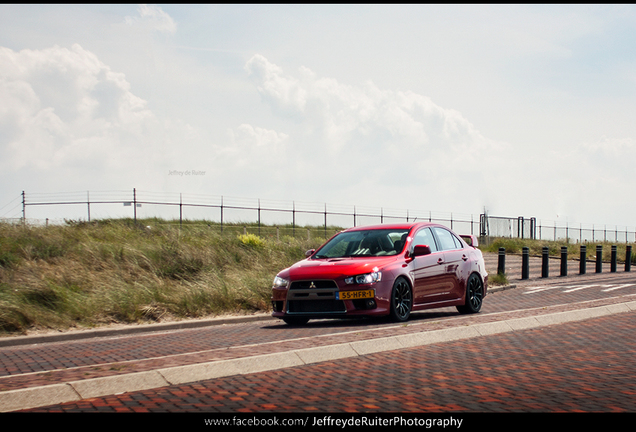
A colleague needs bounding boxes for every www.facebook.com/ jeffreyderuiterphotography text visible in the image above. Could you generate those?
[204,414,464,428]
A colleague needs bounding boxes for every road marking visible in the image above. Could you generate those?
[563,285,598,293]
[523,286,561,294]
[524,284,636,294]
[602,284,635,292]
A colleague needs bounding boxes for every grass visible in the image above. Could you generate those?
[0,219,633,334]
[0,219,329,334]
[488,272,509,286]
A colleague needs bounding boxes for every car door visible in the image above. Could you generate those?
[431,227,466,301]
[411,227,447,305]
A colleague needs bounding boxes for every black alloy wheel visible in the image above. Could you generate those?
[457,273,483,314]
[390,277,412,322]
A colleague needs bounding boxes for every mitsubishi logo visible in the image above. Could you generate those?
[309,281,316,289]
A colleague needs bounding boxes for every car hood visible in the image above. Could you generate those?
[281,256,400,280]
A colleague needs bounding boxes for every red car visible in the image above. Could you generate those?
[271,222,488,325]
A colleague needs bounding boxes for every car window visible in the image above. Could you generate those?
[432,227,461,251]
[313,229,410,258]
[412,227,438,252]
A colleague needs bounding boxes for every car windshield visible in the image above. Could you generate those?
[313,228,410,258]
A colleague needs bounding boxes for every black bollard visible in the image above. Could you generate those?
[580,245,586,274]
[560,246,567,276]
[627,245,632,272]
[596,245,602,273]
[522,247,529,280]
[611,245,617,273]
[542,246,549,278]
[498,247,506,275]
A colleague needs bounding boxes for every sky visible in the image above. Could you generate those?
[1,4,636,230]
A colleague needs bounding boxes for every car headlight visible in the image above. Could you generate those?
[273,276,289,288]
[345,271,382,285]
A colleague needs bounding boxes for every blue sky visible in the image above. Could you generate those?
[1,4,636,229]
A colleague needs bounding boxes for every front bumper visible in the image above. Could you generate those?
[271,279,390,318]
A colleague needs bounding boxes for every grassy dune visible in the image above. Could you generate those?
[0,219,327,334]
[1,219,633,335]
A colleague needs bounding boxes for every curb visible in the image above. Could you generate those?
[0,314,277,348]
[2,299,635,412]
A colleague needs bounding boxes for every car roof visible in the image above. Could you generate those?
[343,222,443,232]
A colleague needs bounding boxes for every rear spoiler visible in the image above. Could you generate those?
[460,234,478,247]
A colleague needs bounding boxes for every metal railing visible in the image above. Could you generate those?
[3,189,634,243]
[8,189,479,239]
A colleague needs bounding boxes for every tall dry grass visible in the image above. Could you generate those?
[0,219,326,334]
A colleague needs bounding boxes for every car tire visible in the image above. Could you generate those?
[457,273,483,314]
[390,277,412,322]
[282,316,310,326]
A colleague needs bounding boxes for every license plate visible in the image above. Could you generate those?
[336,289,374,300]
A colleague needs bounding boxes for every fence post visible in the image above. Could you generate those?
[133,188,137,222]
[596,245,602,273]
[21,190,26,224]
[220,196,224,234]
[522,247,529,280]
[560,246,567,276]
[626,245,632,272]
[542,247,549,278]
[498,247,506,275]
[580,245,586,274]
[611,245,617,272]
[324,203,327,239]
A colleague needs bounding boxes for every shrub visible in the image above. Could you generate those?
[238,233,266,248]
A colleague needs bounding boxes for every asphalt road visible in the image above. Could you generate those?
[1,252,635,424]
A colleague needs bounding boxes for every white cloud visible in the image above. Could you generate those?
[245,54,491,150]
[0,44,192,186]
[124,4,177,34]
[242,54,510,212]
[228,124,288,148]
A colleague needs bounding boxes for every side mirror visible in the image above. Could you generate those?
[412,244,432,257]
[305,249,316,258]
[460,235,478,247]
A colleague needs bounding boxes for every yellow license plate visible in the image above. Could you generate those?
[336,289,374,300]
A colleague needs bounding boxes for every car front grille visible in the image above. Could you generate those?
[288,299,346,313]
[286,279,345,314]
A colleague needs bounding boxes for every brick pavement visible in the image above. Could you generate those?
[1,252,635,412]
[21,311,636,413]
